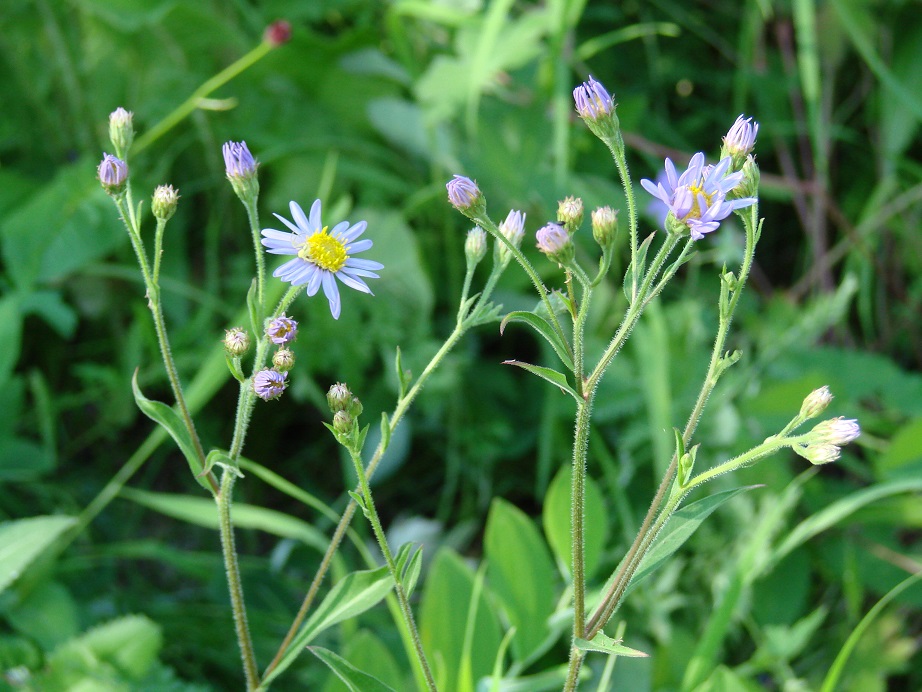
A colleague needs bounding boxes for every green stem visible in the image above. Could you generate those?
[217,468,260,690]
[244,197,266,319]
[152,217,166,286]
[349,447,437,690]
[605,132,639,302]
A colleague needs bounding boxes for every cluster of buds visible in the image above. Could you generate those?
[327,382,364,435]
[791,387,860,465]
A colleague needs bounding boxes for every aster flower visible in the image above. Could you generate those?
[266,314,298,345]
[495,209,526,267]
[222,141,257,179]
[253,368,288,401]
[536,222,574,265]
[446,175,483,211]
[98,153,128,194]
[640,153,757,240]
[572,76,614,120]
[721,115,759,165]
[810,417,861,446]
[261,199,382,320]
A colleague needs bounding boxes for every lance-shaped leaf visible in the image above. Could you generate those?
[574,631,648,658]
[500,311,574,371]
[308,647,397,692]
[503,361,581,403]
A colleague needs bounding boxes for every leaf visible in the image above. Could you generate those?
[0,295,23,388]
[574,631,648,658]
[395,542,423,597]
[308,646,397,692]
[484,499,557,662]
[624,232,655,302]
[131,371,211,492]
[624,486,758,596]
[503,361,580,402]
[500,311,573,371]
[542,466,608,580]
[263,565,395,686]
[49,614,162,681]
[203,449,232,478]
[246,278,260,334]
[120,488,329,553]
[0,516,76,595]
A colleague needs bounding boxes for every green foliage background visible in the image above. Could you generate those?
[1,0,921,689]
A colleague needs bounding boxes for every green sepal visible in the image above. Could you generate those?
[574,631,648,658]
[395,542,423,597]
[131,370,211,492]
[500,311,574,371]
[225,354,245,383]
[715,349,742,378]
[246,278,260,335]
[624,232,656,302]
[394,347,412,398]
[503,360,581,403]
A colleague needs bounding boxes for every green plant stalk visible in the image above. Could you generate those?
[584,206,761,637]
[262,311,480,682]
[152,217,166,285]
[132,39,277,155]
[348,447,437,691]
[113,196,219,495]
[244,196,267,320]
[604,132,639,302]
[217,468,260,690]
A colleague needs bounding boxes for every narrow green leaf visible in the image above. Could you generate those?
[225,354,245,383]
[131,371,210,491]
[500,311,574,371]
[503,361,580,403]
[308,646,397,692]
[574,631,648,658]
[203,449,232,478]
[246,278,260,334]
[380,412,392,452]
[0,516,76,595]
[394,346,411,398]
[395,542,423,596]
[263,565,395,685]
[624,232,656,301]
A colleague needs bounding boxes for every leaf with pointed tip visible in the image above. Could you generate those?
[308,647,397,692]
[500,311,573,371]
[246,279,260,334]
[624,232,656,302]
[503,361,581,403]
[574,631,648,658]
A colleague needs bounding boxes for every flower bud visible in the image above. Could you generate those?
[810,417,861,447]
[536,223,574,266]
[264,20,291,46]
[572,76,620,141]
[348,395,363,419]
[266,314,298,345]
[253,368,287,401]
[728,155,760,200]
[223,327,251,356]
[332,410,354,435]
[222,141,259,203]
[98,153,128,195]
[108,107,134,156]
[793,443,841,465]
[799,386,833,421]
[446,175,485,220]
[152,185,180,221]
[272,347,295,372]
[495,209,526,267]
[720,114,759,170]
[557,196,583,233]
[591,206,618,249]
[327,382,353,413]
[464,227,487,268]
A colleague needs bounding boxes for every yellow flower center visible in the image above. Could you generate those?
[683,182,714,220]
[298,226,347,272]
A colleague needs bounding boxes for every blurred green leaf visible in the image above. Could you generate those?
[310,646,397,692]
[542,466,608,580]
[0,515,75,595]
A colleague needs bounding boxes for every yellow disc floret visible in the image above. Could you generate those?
[683,181,715,221]
[298,226,347,272]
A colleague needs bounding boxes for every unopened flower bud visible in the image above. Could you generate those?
[729,155,760,200]
[664,210,689,237]
[536,223,574,266]
[224,327,251,356]
[572,76,620,141]
[591,206,618,248]
[720,114,759,170]
[332,410,353,435]
[799,386,833,421]
[264,20,291,46]
[273,347,295,372]
[446,175,485,220]
[495,209,526,267]
[222,141,259,203]
[253,368,287,401]
[327,382,353,413]
[266,314,298,345]
[348,395,363,419]
[810,417,861,447]
[793,442,841,465]
[98,153,128,195]
[465,227,487,268]
[557,196,584,233]
[152,185,179,221]
[108,107,134,156]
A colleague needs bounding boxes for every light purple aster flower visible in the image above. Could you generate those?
[499,209,526,248]
[446,175,482,211]
[98,153,128,190]
[723,115,759,158]
[810,417,861,446]
[640,153,757,240]
[573,76,614,120]
[261,199,382,320]
[253,368,288,401]
[266,314,298,345]
[222,141,257,178]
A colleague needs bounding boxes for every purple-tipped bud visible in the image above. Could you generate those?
[108,107,135,156]
[264,20,291,46]
[465,227,487,267]
[98,153,128,194]
[332,409,354,435]
[591,206,618,248]
[722,115,759,161]
[810,417,861,447]
[495,209,526,266]
[152,184,180,221]
[327,382,353,413]
[799,386,833,421]
[253,368,288,401]
[446,175,483,212]
[266,314,298,345]
[573,76,614,120]
[223,141,257,179]
[224,327,251,356]
[272,347,295,372]
[557,196,584,233]
[536,222,574,265]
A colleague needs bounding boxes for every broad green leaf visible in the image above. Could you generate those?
[503,361,580,402]
[120,488,329,553]
[47,615,162,681]
[573,631,648,658]
[542,466,608,580]
[4,580,78,650]
[0,515,76,595]
[0,296,23,387]
[322,630,405,692]
[419,548,503,691]
[131,371,210,491]
[263,565,395,686]
[501,311,573,371]
[484,499,557,662]
[874,418,922,478]
[625,486,758,596]
[310,646,397,692]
